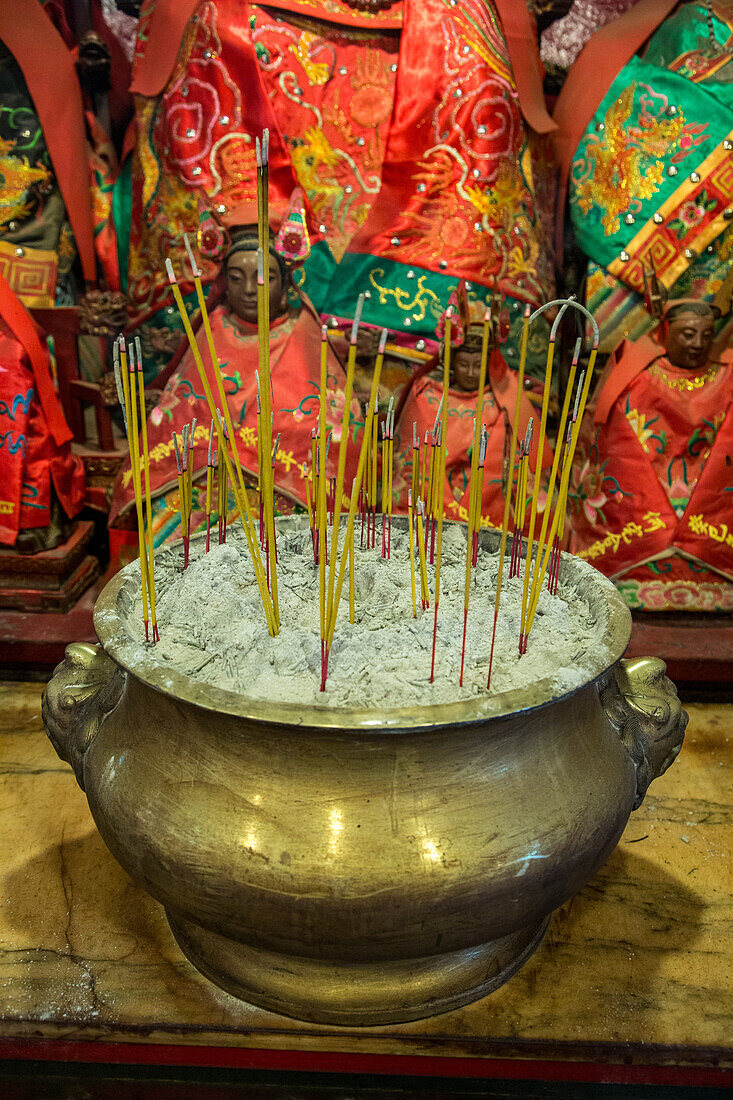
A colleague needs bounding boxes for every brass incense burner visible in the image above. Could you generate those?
[43,518,687,1025]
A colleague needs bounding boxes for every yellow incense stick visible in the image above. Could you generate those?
[133,338,158,640]
[460,311,490,683]
[303,463,314,528]
[348,523,355,623]
[166,257,274,633]
[411,422,419,512]
[370,406,378,544]
[430,310,452,682]
[387,400,394,519]
[416,498,429,609]
[518,300,574,649]
[205,423,214,552]
[186,416,196,536]
[519,348,554,644]
[525,342,598,640]
[318,324,329,688]
[525,337,581,626]
[183,230,272,597]
[326,294,363,630]
[485,305,531,687]
[127,352,150,638]
[326,332,385,647]
[421,430,429,506]
[408,489,417,618]
[526,426,574,628]
[380,420,387,517]
[256,247,279,629]
[173,431,186,537]
[253,132,279,626]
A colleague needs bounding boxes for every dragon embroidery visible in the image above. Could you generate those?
[573,82,685,237]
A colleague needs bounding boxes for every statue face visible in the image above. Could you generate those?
[666,311,715,371]
[452,346,482,392]
[225,249,286,324]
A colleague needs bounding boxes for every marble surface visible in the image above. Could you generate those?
[0,681,730,1066]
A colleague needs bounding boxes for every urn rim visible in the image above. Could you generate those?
[94,516,631,730]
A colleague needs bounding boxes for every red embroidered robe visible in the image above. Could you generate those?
[0,319,84,545]
[569,335,733,583]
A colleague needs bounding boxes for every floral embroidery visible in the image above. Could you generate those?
[625,405,666,453]
[668,188,718,238]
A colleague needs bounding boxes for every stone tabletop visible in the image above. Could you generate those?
[0,681,730,1070]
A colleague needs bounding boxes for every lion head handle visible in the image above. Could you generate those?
[42,643,125,791]
[600,657,688,809]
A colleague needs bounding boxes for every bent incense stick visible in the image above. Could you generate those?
[133,339,159,642]
[126,348,152,639]
[166,256,275,635]
[325,330,386,662]
[430,309,452,684]
[459,307,490,686]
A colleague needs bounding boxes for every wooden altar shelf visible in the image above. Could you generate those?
[0,521,99,612]
[627,612,733,684]
[0,578,100,672]
[0,684,731,1090]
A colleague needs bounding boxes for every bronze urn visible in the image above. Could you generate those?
[43,519,687,1025]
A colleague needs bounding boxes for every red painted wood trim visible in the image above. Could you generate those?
[0,1039,730,1087]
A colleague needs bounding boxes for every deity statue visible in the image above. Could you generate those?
[392,316,551,526]
[569,301,733,611]
[108,199,360,542]
[0,271,84,549]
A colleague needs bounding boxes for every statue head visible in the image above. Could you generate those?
[665,301,720,371]
[224,228,289,325]
[452,325,484,393]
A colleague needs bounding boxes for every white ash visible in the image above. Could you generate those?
[124,524,610,708]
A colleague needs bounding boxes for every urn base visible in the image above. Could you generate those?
[167,911,551,1025]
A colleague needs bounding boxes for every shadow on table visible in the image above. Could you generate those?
[2,810,711,1047]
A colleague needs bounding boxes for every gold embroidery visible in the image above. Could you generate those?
[649,362,719,392]
[0,137,52,226]
[368,268,440,322]
[688,512,733,549]
[574,83,685,237]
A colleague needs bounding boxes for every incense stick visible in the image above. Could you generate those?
[133,339,159,641]
[459,308,490,686]
[524,337,582,628]
[205,419,214,552]
[520,301,599,649]
[407,488,417,618]
[166,256,275,634]
[386,397,394,559]
[486,303,530,689]
[327,295,363,637]
[126,346,151,639]
[325,330,386,656]
[524,339,598,644]
[416,497,429,610]
[430,309,452,683]
[318,324,329,691]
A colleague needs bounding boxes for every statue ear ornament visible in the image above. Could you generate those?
[274,187,311,266]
